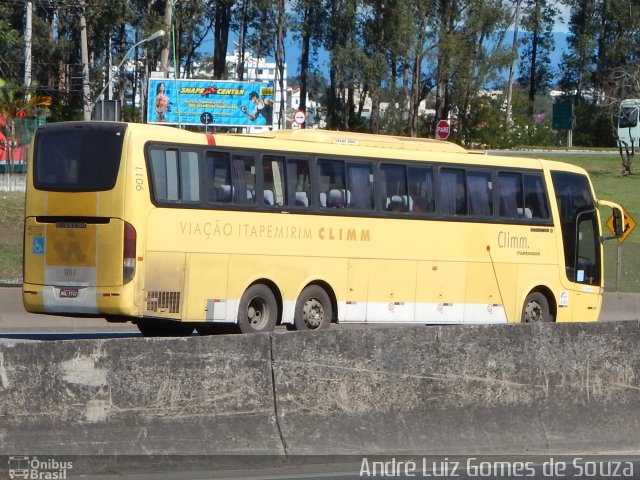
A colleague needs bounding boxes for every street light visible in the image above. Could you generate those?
[91,29,166,120]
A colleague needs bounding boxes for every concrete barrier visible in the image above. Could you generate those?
[272,321,640,455]
[1,321,640,459]
[0,335,283,455]
[601,292,640,321]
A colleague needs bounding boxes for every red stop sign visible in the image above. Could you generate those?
[435,119,450,140]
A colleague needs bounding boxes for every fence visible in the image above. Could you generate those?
[0,173,25,192]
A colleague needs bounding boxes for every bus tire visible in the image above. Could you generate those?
[237,284,278,333]
[136,319,195,337]
[521,292,552,323]
[293,285,332,330]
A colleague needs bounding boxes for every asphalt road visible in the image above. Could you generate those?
[1,286,638,336]
[0,285,138,334]
[22,455,640,480]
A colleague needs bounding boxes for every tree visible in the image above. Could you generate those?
[0,3,23,80]
[292,0,326,126]
[275,0,287,128]
[433,0,457,130]
[406,0,436,137]
[0,78,47,169]
[558,0,599,99]
[517,0,558,116]
[324,0,361,130]
[448,0,512,145]
[211,0,234,79]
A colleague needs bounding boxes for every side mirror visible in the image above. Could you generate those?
[613,207,624,237]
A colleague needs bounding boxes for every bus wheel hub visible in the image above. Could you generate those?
[303,299,323,328]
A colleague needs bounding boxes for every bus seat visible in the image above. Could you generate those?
[264,190,275,206]
[402,195,414,210]
[216,185,233,203]
[327,189,345,208]
[387,195,405,212]
[319,192,327,207]
[295,191,309,207]
[517,207,533,219]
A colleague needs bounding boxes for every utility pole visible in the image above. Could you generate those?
[505,0,522,127]
[160,0,172,78]
[24,1,33,88]
[80,1,91,120]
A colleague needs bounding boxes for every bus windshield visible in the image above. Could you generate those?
[552,171,600,286]
[33,122,126,192]
[619,105,639,129]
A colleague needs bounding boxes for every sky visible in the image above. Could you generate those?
[197,2,573,81]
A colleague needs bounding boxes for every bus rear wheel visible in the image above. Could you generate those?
[293,285,332,330]
[237,284,278,333]
[521,292,552,323]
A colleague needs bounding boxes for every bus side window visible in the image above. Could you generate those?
[380,163,408,213]
[231,154,256,205]
[408,166,435,214]
[497,172,523,218]
[263,155,285,207]
[524,174,550,220]
[179,151,200,202]
[467,171,493,217]
[205,152,231,204]
[149,148,178,202]
[286,158,311,208]
[440,168,467,215]
[318,159,347,209]
[347,162,374,210]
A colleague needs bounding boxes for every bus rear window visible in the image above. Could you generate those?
[33,123,125,191]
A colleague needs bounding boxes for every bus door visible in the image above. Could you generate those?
[552,172,601,321]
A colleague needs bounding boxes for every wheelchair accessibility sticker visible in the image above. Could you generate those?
[32,237,45,255]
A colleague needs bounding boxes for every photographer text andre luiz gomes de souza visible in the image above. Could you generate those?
[359,457,635,478]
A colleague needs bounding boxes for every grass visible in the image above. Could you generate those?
[0,191,24,283]
[1,153,638,291]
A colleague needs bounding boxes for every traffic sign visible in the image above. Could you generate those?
[607,206,636,244]
[200,112,213,125]
[552,102,573,130]
[293,110,307,125]
[435,119,450,140]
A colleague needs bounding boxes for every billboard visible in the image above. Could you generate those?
[147,78,275,127]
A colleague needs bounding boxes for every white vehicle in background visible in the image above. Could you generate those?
[617,98,640,175]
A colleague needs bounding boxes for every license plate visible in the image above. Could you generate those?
[59,288,79,298]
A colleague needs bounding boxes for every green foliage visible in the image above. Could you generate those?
[517,0,558,101]
[0,0,635,147]
[0,192,25,282]
[572,101,616,148]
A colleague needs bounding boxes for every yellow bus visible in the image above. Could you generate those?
[22,122,625,336]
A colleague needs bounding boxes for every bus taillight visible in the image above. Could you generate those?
[123,222,137,284]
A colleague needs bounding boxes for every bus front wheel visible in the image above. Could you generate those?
[294,285,332,330]
[521,292,552,323]
[237,284,278,333]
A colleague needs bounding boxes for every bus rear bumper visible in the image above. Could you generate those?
[22,283,138,316]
